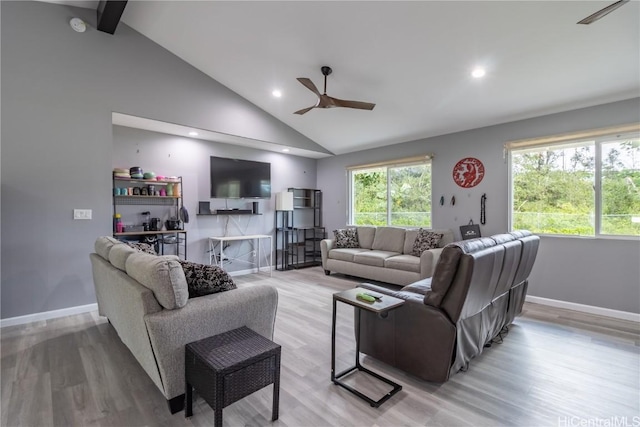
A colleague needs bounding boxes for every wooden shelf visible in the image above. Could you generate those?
[113,178,181,185]
[114,230,187,236]
[114,195,180,199]
[197,213,262,216]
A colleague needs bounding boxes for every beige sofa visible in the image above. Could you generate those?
[90,236,278,413]
[320,226,454,286]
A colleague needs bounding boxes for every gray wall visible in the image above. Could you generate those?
[0,1,324,319]
[318,98,640,314]
[113,126,316,269]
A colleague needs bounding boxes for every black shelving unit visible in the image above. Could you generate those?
[112,174,187,259]
[275,189,324,270]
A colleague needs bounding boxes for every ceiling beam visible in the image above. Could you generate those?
[97,0,128,35]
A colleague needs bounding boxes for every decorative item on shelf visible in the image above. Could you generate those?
[143,171,156,180]
[199,201,211,214]
[130,166,144,179]
[150,218,162,231]
[275,191,294,211]
[133,187,141,195]
[147,184,155,195]
[159,188,166,197]
[113,167,130,178]
[166,217,181,230]
[167,184,173,196]
[114,213,124,233]
[173,182,181,197]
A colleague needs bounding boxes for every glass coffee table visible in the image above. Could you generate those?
[331,287,405,407]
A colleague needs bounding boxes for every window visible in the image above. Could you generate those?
[349,156,432,227]
[509,125,640,237]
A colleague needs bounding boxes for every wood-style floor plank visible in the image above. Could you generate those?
[1,267,638,426]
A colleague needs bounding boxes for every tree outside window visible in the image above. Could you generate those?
[511,136,640,237]
[350,162,432,227]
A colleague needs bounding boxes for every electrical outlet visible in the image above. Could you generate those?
[73,209,92,220]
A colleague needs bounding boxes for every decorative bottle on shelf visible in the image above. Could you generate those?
[173,182,180,197]
[114,213,124,233]
[167,184,173,196]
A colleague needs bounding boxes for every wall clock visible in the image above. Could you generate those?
[453,157,485,188]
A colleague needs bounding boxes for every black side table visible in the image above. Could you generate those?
[185,326,281,427]
[332,287,405,407]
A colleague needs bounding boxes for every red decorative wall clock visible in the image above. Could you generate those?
[453,157,485,188]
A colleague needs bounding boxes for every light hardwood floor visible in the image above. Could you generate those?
[2,267,639,426]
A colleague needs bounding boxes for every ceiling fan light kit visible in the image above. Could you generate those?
[294,66,376,115]
[577,0,629,24]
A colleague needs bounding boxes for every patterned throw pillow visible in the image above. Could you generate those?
[333,228,360,248]
[411,229,444,256]
[125,241,157,255]
[178,260,237,298]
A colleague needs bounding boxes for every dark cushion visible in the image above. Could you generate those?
[411,229,443,256]
[333,228,360,248]
[125,241,157,255]
[178,260,237,298]
[424,245,463,307]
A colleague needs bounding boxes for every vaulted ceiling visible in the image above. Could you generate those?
[52,1,640,155]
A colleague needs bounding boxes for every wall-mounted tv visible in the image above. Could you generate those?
[210,156,271,199]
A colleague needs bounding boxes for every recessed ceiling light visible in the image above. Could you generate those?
[471,68,486,79]
[272,89,282,98]
[282,148,290,152]
[188,131,198,136]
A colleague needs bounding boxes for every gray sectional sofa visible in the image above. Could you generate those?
[321,226,454,286]
[90,236,278,413]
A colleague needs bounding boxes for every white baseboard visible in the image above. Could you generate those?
[525,296,639,323]
[0,303,99,328]
[228,266,273,277]
[0,267,273,328]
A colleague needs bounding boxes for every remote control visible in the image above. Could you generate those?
[356,293,376,302]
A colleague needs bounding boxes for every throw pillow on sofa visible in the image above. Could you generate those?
[125,241,157,255]
[333,228,359,248]
[411,229,444,256]
[178,260,237,298]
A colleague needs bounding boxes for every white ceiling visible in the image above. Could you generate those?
[61,1,640,156]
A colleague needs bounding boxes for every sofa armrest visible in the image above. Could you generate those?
[143,284,278,399]
[359,283,426,304]
[321,239,335,269]
[419,247,444,278]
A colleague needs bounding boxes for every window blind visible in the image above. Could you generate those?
[504,123,640,151]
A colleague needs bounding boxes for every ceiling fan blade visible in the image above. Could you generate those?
[577,0,629,24]
[297,78,322,96]
[294,106,316,115]
[331,97,376,111]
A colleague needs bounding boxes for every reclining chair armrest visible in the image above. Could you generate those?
[358,283,425,304]
[143,284,278,400]
[419,247,444,279]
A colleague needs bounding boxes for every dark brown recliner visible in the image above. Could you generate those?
[358,231,539,383]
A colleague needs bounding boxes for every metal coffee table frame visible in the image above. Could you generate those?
[331,287,405,408]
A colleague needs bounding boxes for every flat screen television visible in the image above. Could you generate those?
[210,156,271,199]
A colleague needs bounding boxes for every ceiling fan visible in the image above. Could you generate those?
[294,66,375,115]
[577,0,629,24]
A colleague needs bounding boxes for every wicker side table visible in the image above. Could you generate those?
[185,326,281,427]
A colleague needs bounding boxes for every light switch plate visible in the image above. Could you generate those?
[73,209,92,220]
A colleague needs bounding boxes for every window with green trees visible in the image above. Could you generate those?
[349,159,432,226]
[510,131,640,237]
